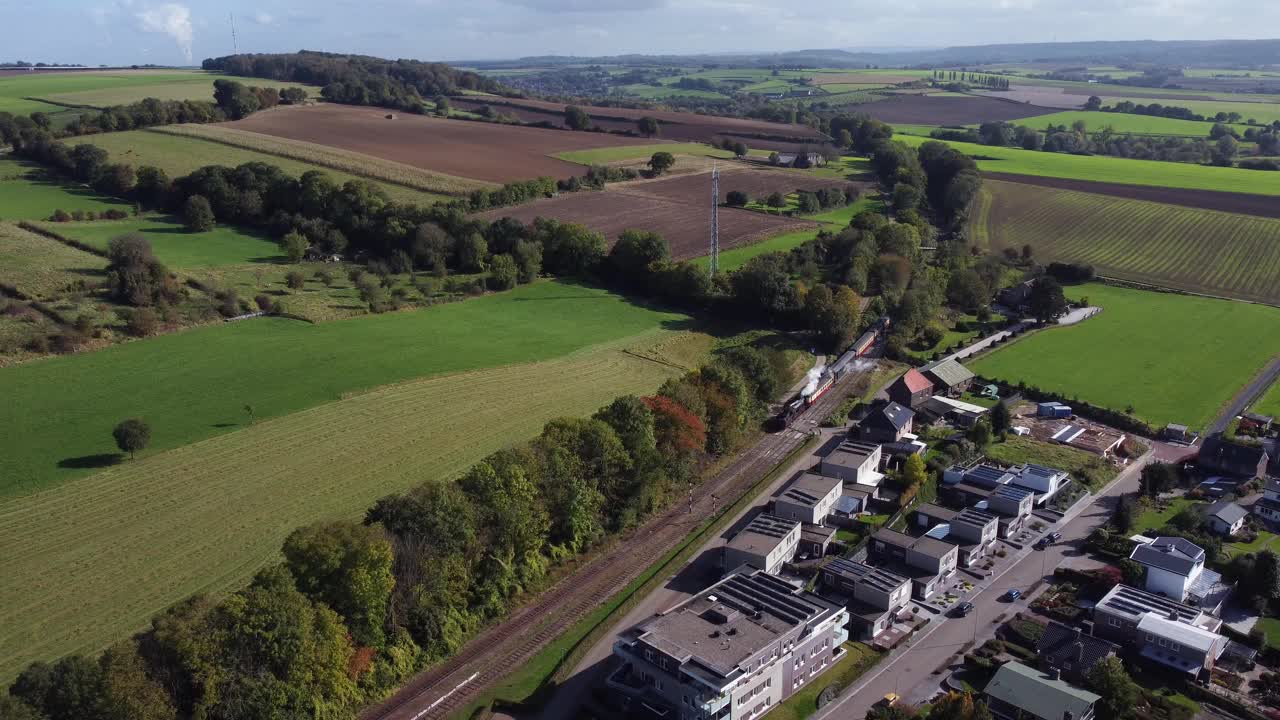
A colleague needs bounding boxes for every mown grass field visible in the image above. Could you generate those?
[1012,110,1248,137]
[1255,380,1280,419]
[0,280,689,496]
[0,327,700,682]
[554,142,735,165]
[39,77,312,109]
[153,125,496,195]
[970,283,1280,430]
[692,228,821,272]
[75,130,444,206]
[0,70,311,111]
[1100,98,1280,126]
[40,215,285,268]
[0,223,105,299]
[974,180,1280,305]
[0,157,131,220]
[894,134,1280,196]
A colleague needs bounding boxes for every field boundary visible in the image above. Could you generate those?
[1094,275,1280,309]
[17,221,109,258]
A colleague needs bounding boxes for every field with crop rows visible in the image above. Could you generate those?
[0,157,131,220]
[0,280,687,496]
[0,223,105,299]
[0,327,701,682]
[970,283,1280,430]
[895,134,1280,196]
[75,130,445,206]
[153,125,497,195]
[38,215,285,268]
[975,180,1280,305]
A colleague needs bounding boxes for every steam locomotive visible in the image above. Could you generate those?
[770,316,889,430]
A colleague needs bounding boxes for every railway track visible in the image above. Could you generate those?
[361,367,867,720]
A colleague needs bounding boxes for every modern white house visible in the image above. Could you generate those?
[1129,536,1233,611]
[1136,611,1229,679]
[1255,479,1280,524]
[1205,500,1248,537]
[722,513,802,574]
[820,440,884,498]
[817,558,912,641]
[773,472,843,526]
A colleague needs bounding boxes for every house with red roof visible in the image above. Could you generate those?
[888,368,934,410]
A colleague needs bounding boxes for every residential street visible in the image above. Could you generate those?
[811,451,1154,719]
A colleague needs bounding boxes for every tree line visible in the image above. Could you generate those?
[930,70,1011,90]
[1,335,796,720]
[202,51,505,113]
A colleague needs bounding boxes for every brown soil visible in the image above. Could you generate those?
[856,94,1057,125]
[449,97,829,147]
[223,104,658,184]
[623,166,862,205]
[478,170,823,260]
[983,172,1280,219]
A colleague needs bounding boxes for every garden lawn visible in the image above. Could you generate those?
[38,215,284,268]
[1132,497,1199,535]
[769,642,882,720]
[0,279,689,496]
[0,327,702,683]
[1255,617,1280,647]
[75,131,438,206]
[969,283,1280,430]
[1223,531,1280,559]
[893,134,1280,196]
[0,158,132,220]
[553,142,735,164]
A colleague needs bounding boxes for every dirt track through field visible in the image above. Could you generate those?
[224,104,657,184]
[856,94,1057,124]
[983,172,1280,219]
[480,167,844,259]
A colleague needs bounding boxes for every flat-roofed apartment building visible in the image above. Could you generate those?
[608,569,850,720]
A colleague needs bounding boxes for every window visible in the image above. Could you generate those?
[1171,643,1181,652]
[1157,637,1168,648]
[661,658,669,670]
[1145,633,1155,642]
[1106,616,1120,627]
[645,649,655,662]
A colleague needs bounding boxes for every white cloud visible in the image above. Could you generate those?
[136,3,194,62]
[253,11,274,25]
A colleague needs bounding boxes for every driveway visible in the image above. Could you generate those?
[813,452,1149,719]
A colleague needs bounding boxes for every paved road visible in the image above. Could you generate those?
[361,362,872,720]
[942,306,1099,365]
[1207,356,1280,436]
[812,451,1151,720]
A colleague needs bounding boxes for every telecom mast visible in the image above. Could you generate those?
[230,13,239,53]
[709,163,720,277]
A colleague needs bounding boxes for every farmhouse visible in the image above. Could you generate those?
[984,661,1100,720]
[1092,583,1222,645]
[858,401,915,444]
[608,568,849,719]
[1129,536,1233,611]
[920,358,975,397]
[773,472,843,526]
[774,151,826,167]
[722,513,802,574]
[816,558,912,641]
[998,280,1036,309]
[820,440,885,498]
[1204,500,1248,537]
[1199,434,1270,479]
[888,369,934,410]
[1035,621,1119,684]
[868,528,958,599]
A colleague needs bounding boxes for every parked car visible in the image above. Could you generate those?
[1034,537,1051,550]
[1048,531,1062,542]
[953,601,975,617]
[1003,589,1022,602]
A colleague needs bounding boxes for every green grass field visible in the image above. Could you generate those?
[75,131,441,206]
[970,283,1280,430]
[615,84,728,100]
[0,223,105,299]
[895,134,1280,196]
[693,228,821,272]
[1255,380,1280,419]
[554,142,735,165]
[1100,97,1280,127]
[0,157,132,220]
[0,70,312,112]
[974,180,1280,306]
[0,280,689,496]
[1013,110,1248,137]
[0,326,702,683]
[37,215,285,268]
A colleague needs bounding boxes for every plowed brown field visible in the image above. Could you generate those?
[224,104,658,184]
[480,168,827,260]
[857,94,1056,124]
[450,97,829,148]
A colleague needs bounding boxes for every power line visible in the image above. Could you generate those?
[230,12,239,54]
[709,163,720,277]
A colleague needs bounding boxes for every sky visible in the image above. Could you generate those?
[1,0,1277,66]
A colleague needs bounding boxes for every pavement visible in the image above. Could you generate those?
[811,448,1152,719]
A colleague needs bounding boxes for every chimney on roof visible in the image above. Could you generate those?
[1169,609,1180,621]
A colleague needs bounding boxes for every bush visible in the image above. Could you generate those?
[285,271,306,290]
[254,294,275,313]
[126,307,159,337]
[183,195,215,232]
[50,209,71,222]
[726,190,749,207]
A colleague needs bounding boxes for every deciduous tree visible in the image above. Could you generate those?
[1087,656,1139,720]
[183,194,214,232]
[112,418,150,459]
[648,151,675,175]
[282,521,396,648]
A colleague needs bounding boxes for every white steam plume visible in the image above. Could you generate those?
[138,4,193,63]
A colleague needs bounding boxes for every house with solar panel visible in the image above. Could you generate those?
[816,558,912,641]
[721,513,801,574]
[943,459,1070,507]
[1093,583,1223,645]
[868,528,958,599]
[820,440,885,499]
[1129,536,1233,612]
[912,503,999,567]
[772,472,842,526]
